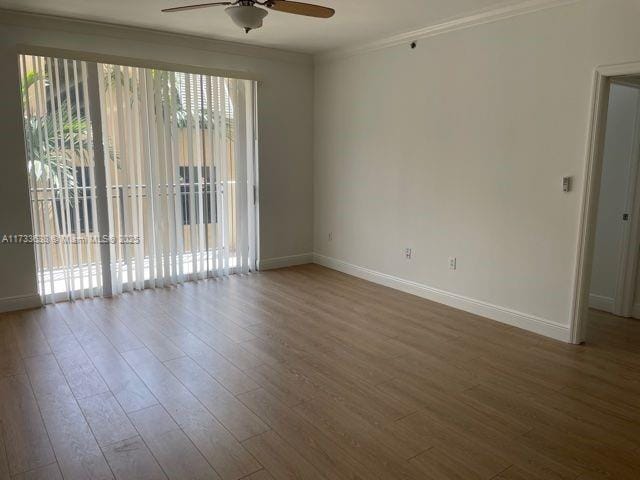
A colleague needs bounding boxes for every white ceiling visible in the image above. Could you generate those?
[0,0,527,53]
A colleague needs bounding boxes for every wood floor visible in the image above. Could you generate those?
[1,264,639,480]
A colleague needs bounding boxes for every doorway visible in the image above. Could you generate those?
[589,80,640,319]
[572,68,640,344]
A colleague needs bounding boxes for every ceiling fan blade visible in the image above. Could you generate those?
[162,1,232,13]
[267,0,335,18]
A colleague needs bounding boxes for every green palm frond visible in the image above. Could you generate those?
[22,68,88,197]
[20,70,42,100]
[24,105,88,192]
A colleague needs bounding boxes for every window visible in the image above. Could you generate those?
[55,166,94,234]
[179,166,216,225]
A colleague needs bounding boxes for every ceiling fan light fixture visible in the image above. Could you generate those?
[225,5,268,33]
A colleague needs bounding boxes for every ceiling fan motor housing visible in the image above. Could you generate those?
[225,4,269,32]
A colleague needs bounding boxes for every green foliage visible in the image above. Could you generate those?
[22,63,235,197]
[22,69,88,194]
[20,70,41,99]
[101,64,235,135]
[23,102,88,191]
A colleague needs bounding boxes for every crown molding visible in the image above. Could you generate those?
[0,8,313,66]
[315,0,581,64]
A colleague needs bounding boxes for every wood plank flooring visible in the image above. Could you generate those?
[0,264,639,479]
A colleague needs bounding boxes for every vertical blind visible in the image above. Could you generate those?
[19,54,258,304]
[20,55,102,303]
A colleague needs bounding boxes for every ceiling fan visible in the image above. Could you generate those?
[162,0,335,33]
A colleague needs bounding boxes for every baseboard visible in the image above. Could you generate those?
[259,253,313,271]
[313,253,571,343]
[588,293,614,313]
[0,293,42,313]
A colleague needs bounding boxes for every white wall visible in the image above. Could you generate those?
[589,83,639,312]
[0,12,314,308]
[313,0,640,341]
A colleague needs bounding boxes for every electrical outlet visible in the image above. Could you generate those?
[449,257,457,270]
[328,232,333,242]
[405,248,412,260]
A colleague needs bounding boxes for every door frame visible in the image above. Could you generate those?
[570,61,640,344]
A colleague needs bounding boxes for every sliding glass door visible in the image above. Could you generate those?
[19,54,258,304]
